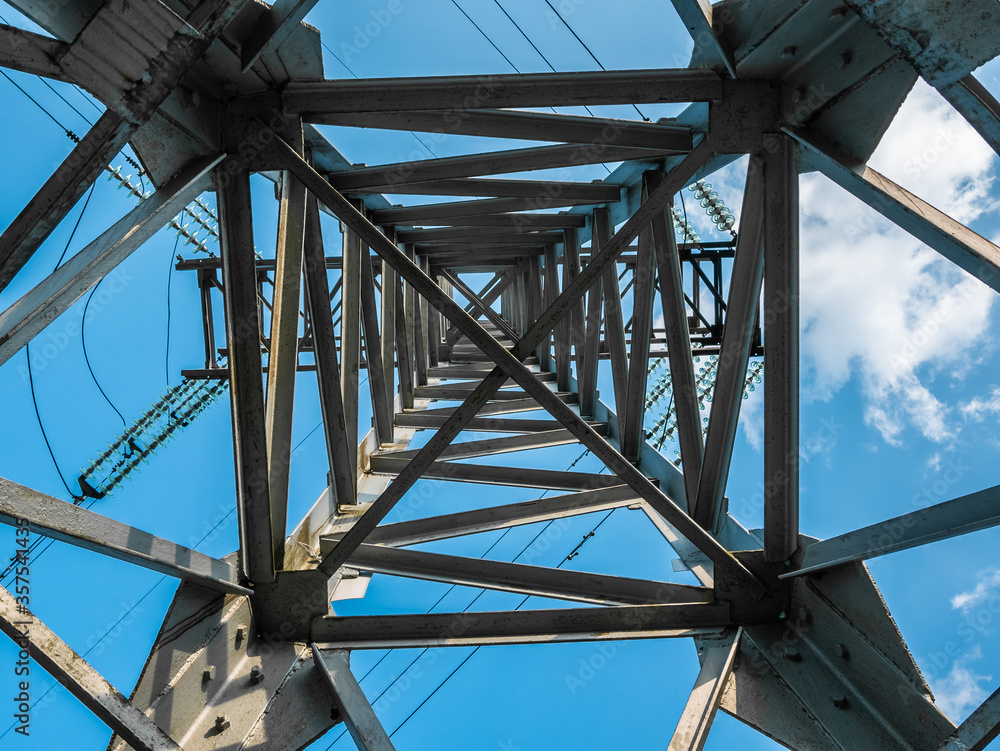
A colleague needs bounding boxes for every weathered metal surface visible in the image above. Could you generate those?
[0,155,220,365]
[107,583,339,751]
[0,477,248,595]
[844,0,1000,86]
[0,587,183,751]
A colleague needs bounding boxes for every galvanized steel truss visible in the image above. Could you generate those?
[1,0,1000,749]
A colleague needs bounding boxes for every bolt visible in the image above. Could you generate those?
[836,643,850,659]
[215,715,231,731]
[837,51,852,70]
[798,607,811,623]
[830,6,848,19]
[203,665,216,681]
[831,695,850,710]
[781,46,797,58]
[250,665,265,685]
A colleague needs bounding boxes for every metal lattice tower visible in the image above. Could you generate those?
[1,0,1000,749]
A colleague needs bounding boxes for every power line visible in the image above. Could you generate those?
[23,346,80,501]
[449,0,520,72]
[82,281,128,429]
[540,0,649,121]
[490,0,612,175]
[320,40,439,159]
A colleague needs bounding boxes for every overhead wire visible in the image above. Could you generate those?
[540,0,650,122]
[387,462,613,740]
[319,40,440,159]
[490,0,612,175]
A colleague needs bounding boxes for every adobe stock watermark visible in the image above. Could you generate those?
[17,267,135,384]
[336,0,405,64]
[564,642,616,694]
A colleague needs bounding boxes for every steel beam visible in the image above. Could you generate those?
[368,457,627,491]
[363,179,620,202]
[265,170,307,570]
[0,477,249,595]
[0,23,69,79]
[578,263,603,418]
[284,69,724,113]
[393,413,606,433]
[217,165,274,585]
[938,74,1000,160]
[379,428,581,462]
[311,648,396,751]
[312,602,732,648]
[0,586,182,750]
[304,197,357,508]
[366,486,641,546]
[310,108,693,149]
[371,195,613,224]
[650,181,703,511]
[345,543,712,606]
[784,483,1000,578]
[937,685,1000,750]
[0,111,135,293]
[667,629,743,751]
[440,267,519,342]
[0,156,219,366]
[360,240,393,445]
[669,0,738,77]
[692,159,765,532]
[380,253,397,436]
[266,131,766,596]
[239,0,318,72]
[786,126,1000,293]
[341,221,362,492]
[595,208,630,434]
[762,135,799,562]
[329,144,678,190]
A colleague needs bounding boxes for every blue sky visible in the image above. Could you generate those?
[2,1,1000,749]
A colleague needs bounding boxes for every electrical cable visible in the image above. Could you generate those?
[81,281,128,429]
[540,0,649,121]
[387,462,612,740]
[165,235,181,387]
[490,0,612,175]
[323,446,594,748]
[23,346,80,502]
[449,0,520,72]
[320,40,439,159]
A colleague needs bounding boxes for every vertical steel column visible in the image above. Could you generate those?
[763,135,800,562]
[380,247,397,439]
[414,255,430,385]
[360,245,393,445]
[621,176,658,462]
[650,173,704,510]
[549,244,570,388]
[594,208,629,430]
[578,264,603,419]
[265,169,307,569]
[562,229,585,392]
[395,280,415,409]
[216,166,275,585]
[304,197,356,507]
[341,215,362,489]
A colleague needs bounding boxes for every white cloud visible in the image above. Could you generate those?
[961,386,1000,422]
[952,569,1000,613]
[930,649,992,721]
[798,80,998,445]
